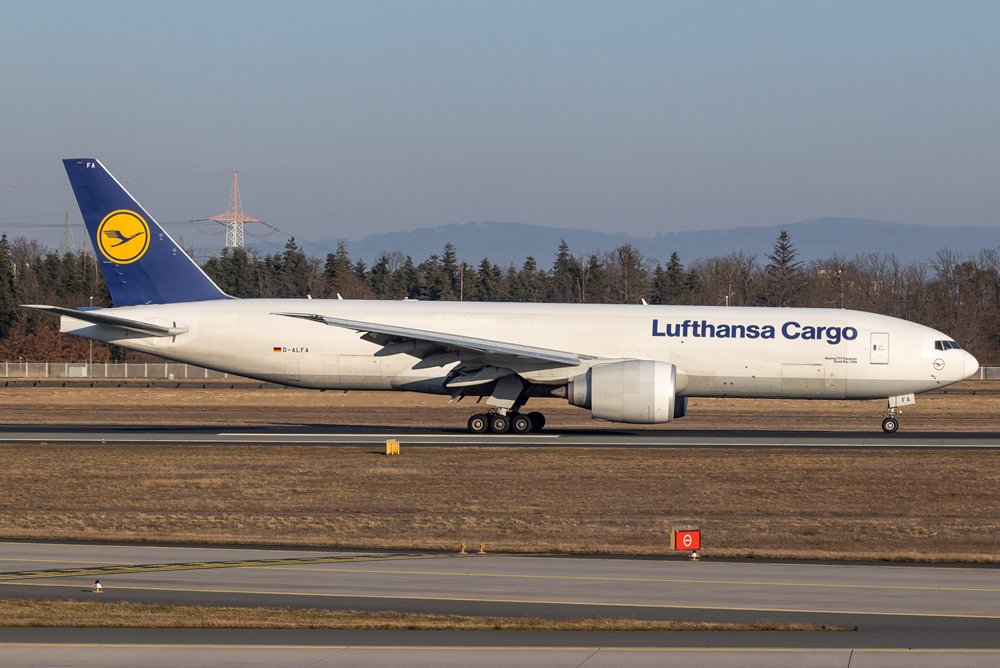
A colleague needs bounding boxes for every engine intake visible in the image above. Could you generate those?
[569,360,686,424]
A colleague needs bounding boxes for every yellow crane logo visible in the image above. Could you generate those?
[96,210,150,264]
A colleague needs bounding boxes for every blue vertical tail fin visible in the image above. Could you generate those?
[63,158,230,306]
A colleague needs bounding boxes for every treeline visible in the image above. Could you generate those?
[2,231,999,365]
[0,235,109,361]
[201,239,703,305]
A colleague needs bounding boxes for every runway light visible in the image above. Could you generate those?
[478,543,487,555]
[459,543,467,555]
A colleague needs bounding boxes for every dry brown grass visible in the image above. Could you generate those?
[0,443,998,560]
[0,380,996,431]
[0,599,833,631]
[0,384,998,560]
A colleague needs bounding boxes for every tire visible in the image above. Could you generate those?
[881,417,899,433]
[468,414,489,434]
[511,414,532,434]
[528,411,546,432]
[489,414,510,433]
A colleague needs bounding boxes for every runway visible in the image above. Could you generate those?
[2,423,1000,447]
[2,541,1000,662]
[4,642,1000,668]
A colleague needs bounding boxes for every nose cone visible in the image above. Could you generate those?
[964,351,980,379]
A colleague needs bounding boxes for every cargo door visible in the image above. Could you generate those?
[339,356,383,386]
[870,332,889,364]
[781,363,824,397]
[824,362,846,398]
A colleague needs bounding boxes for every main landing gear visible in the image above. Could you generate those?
[467,411,546,434]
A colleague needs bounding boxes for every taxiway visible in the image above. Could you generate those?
[2,424,1000,447]
[2,542,1000,648]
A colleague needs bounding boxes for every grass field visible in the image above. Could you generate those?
[0,599,830,631]
[0,381,997,431]
[1,446,998,560]
[0,384,997,561]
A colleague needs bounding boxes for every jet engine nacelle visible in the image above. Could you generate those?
[568,360,687,424]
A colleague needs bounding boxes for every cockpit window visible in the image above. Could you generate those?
[935,340,962,351]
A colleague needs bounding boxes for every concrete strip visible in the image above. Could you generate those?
[2,425,1000,447]
[3,645,1000,668]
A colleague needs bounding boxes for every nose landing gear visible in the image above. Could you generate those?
[881,414,899,433]
[881,394,914,433]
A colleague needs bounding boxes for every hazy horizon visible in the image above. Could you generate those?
[2,1,998,252]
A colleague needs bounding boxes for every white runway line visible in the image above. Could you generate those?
[217,432,562,439]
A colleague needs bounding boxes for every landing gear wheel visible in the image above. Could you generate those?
[881,417,899,433]
[489,414,510,433]
[528,411,546,432]
[510,414,532,434]
[468,414,489,434]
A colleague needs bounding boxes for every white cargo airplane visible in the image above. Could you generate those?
[28,159,979,434]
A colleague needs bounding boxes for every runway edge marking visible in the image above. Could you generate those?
[0,643,999,653]
[257,564,1000,594]
[0,553,434,582]
[3,581,1000,620]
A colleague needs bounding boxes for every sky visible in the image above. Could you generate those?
[1,0,999,253]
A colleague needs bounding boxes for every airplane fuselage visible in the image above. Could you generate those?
[60,299,977,400]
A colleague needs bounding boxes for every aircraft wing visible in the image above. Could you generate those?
[275,312,590,368]
[23,305,188,337]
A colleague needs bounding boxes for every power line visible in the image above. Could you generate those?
[124,171,230,184]
[0,219,219,229]
[238,172,358,227]
[1,170,230,191]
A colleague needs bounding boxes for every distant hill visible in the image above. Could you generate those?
[249,218,1000,266]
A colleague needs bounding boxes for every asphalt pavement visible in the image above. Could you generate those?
[2,424,1000,447]
[2,541,999,652]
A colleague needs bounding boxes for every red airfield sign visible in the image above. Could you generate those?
[671,529,701,551]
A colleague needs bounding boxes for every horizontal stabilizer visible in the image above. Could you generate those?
[23,305,188,337]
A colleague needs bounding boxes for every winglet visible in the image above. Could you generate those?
[63,159,230,306]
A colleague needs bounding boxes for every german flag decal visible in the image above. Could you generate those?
[273,347,282,353]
